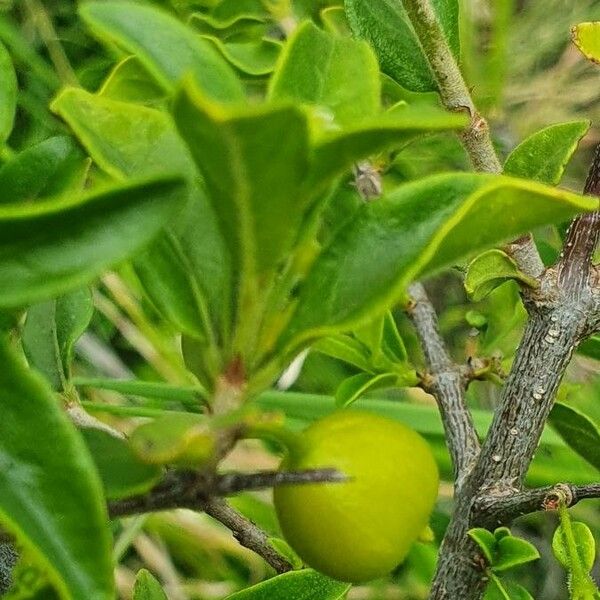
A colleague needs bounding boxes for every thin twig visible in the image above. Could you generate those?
[203,498,293,573]
[406,283,480,490]
[475,483,600,526]
[558,142,600,291]
[108,468,346,518]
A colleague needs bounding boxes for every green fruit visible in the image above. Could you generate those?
[273,410,439,583]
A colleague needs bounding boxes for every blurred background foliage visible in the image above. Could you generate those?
[1,0,599,598]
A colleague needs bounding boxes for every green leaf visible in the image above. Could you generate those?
[321,6,351,35]
[133,569,167,600]
[344,0,459,92]
[313,335,373,372]
[353,314,384,354]
[382,312,408,362]
[282,173,597,348]
[199,0,268,30]
[492,535,540,572]
[173,82,310,276]
[468,528,497,564]
[494,527,512,541]
[81,428,162,501]
[309,106,467,189]
[51,88,194,180]
[80,1,244,102]
[0,337,113,599]
[269,21,380,126]
[134,231,212,341]
[484,576,510,600]
[578,336,600,361]
[205,36,281,76]
[485,578,534,600]
[0,175,185,309]
[0,40,16,142]
[224,569,350,599]
[172,82,311,342]
[549,402,600,472]
[335,372,398,407]
[267,537,303,570]
[571,22,600,65]
[52,88,231,341]
[98,56,165,104]
[552,521,596,573]
[0,136,87,204]
[504,121,590,186]
[465,249,539,302]
[22,288,93,391]
[552,507,599,599]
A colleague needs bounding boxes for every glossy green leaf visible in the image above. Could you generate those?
[465,249,539,301]
[321,6,351,35]
[504,121,590,185]
[344,0,459,92]
[492,536,540,572]
[353,314,385,354]
[552,521,596,573]
[22,288,93,390]
[485,579,534,600]
[382,312,408,362]
[0,337,113,599]
[80,1,244,102]
[549,402,600,472]
[267,537,303,569]
[571,22,600,65]
[134,231,212,340]
[313,334,373,372]
[309,106,466,189]
[52,87,231,342]
[335,372,398,407]
[0,136,87,204]
[578,336,600,361]
[98,56,165,104]
[51,88,194,180]
[225,569,350,599]
[0,40,16,142]
[468,528,497,564]
[269,21,380,126]
[172,82,311,313]
[133,569,167,600]
[201,0,268,29]
[494,528,512,541]
[206,36,281,76]
[282,173,598,347]
[81,428,162,501]
[0,175,186,309]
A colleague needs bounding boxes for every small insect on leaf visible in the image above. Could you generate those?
[352,160,383,201]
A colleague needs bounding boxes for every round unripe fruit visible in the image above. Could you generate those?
[273,410,439,583]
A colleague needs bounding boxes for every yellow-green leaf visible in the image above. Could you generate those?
[571,22,600,65]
